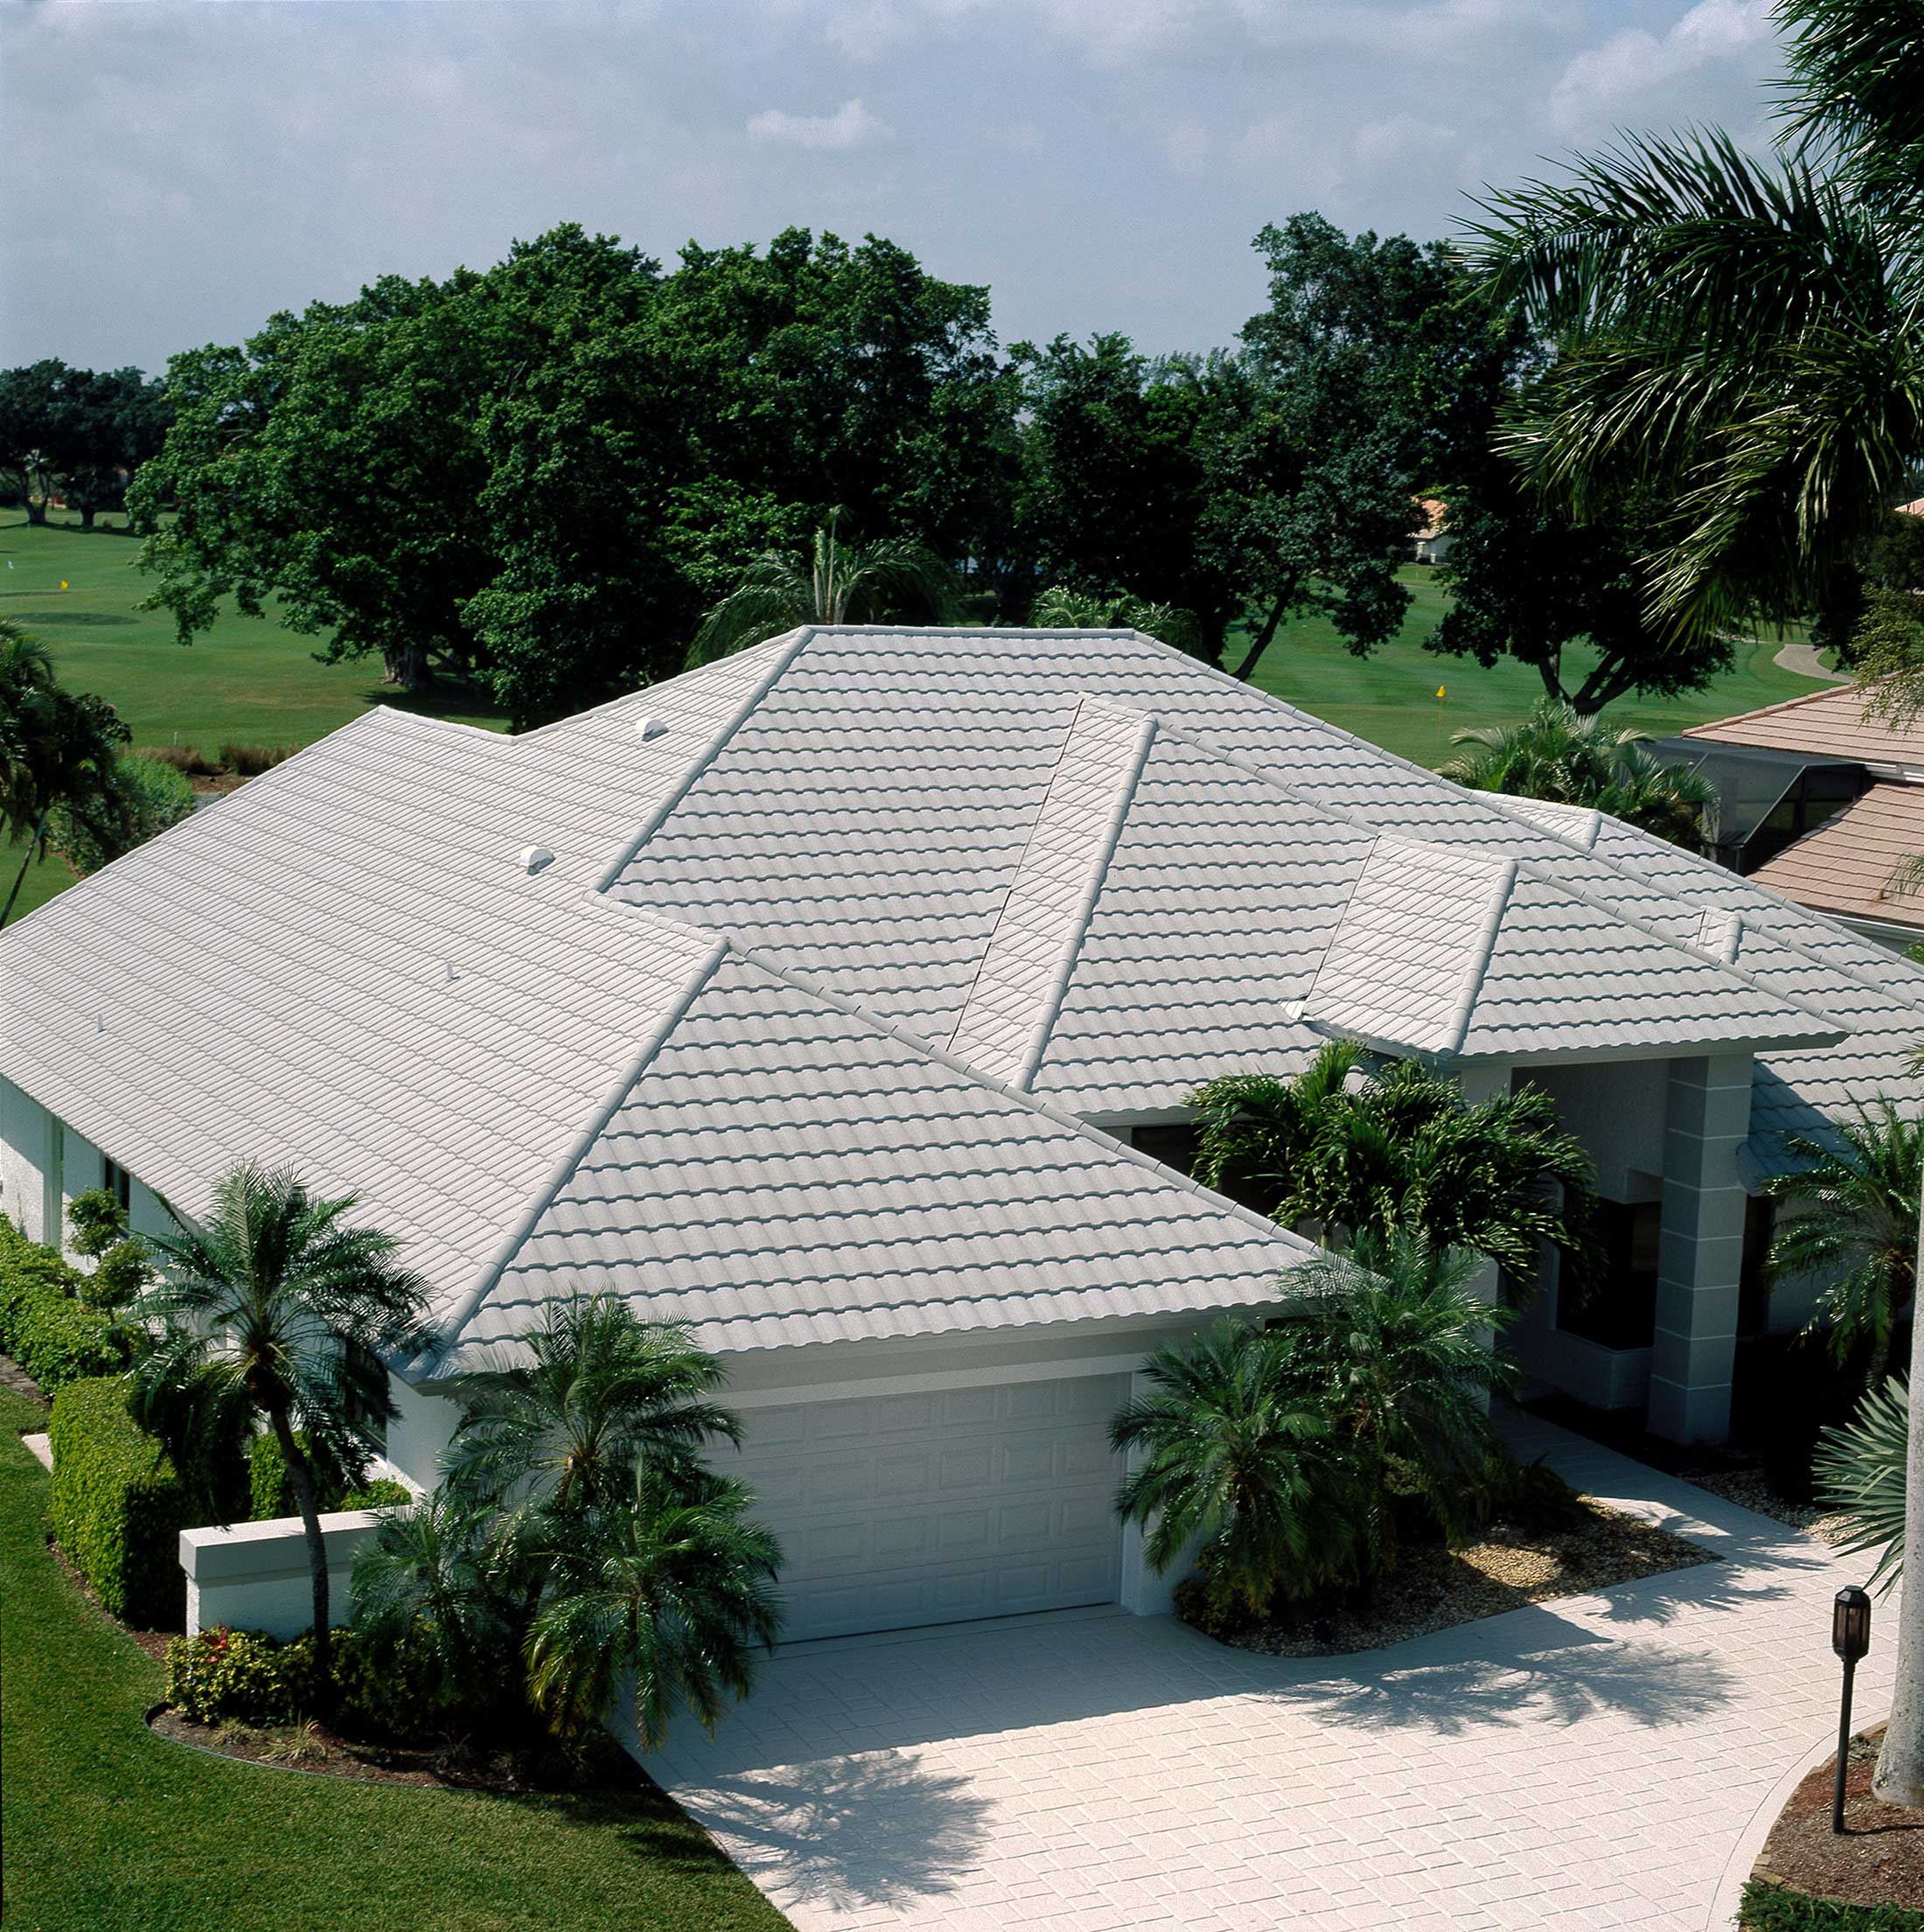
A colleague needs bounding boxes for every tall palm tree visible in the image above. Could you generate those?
[1189,1039,1596,1278]
[687,513,960,668]
[0,618,129,926]
[526,1465,783,1752]
[1442,700,1718,849]
[131,1161,429,1693]
[1289,1233,1515,1546]
[1111,1319,1364,1618]
[1470,0,1924,1810]
[443,1293,741,1523]
[1761,1102,1921,1391]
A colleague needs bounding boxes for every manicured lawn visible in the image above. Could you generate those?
[0,1388,790,1932]
[1244,565,1834,768]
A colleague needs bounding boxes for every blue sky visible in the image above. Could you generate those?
[3,0,1788,374]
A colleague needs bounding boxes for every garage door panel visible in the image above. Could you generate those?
[731,1374,1129,1643]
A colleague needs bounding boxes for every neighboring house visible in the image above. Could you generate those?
[1666,682,1924,951]
[3,624,1920,1644]
[1410,496,1452,564]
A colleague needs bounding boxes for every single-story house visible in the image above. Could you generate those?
[1663,681,1924,950]
[1410,497,1452,565]
[5,624,1922,1643]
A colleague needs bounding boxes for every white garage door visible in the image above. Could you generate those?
[728,1375,1129,1643]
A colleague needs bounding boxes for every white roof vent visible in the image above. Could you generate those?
[517,846,556,875]
[634,715,669,742]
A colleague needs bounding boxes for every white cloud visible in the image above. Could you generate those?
[746,95,896,149]
[1548,0,1774,132]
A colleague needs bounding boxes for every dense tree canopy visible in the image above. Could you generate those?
[0,360,171,528]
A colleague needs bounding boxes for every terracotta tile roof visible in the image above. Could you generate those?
[1683,680,1924,773]
[1748,784,1924,934]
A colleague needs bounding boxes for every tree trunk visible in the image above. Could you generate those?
[0,814,48,930]
[380,642,431,693]
[1872,1204,1924,1807]
[24,498,45,527]
[1231,585,1296,684]
[79,505,96,531]
[268,1406,336,1706]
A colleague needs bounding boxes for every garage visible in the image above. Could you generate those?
[727,1374,1130,1643]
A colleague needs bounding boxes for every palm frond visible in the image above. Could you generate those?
[1815,1373,1911,1590]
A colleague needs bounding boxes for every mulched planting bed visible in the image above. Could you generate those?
[1196,1496,1712,1656]
[1748,1726,1924,1920]
[148,1705,646,1794]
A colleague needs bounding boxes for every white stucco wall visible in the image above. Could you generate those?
[383,1373,460,1491]
[0,1072,53,1242]
[1525,1058,1669,1202]
[180,1510,389,1640]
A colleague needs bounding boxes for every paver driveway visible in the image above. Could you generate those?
[649,1415,1899,1930]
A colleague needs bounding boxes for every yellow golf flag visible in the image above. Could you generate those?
[59,579,68,590]
[1435,685,1446,700]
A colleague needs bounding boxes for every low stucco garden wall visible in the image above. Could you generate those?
[178,1510,387,1640]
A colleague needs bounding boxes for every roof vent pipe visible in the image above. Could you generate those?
[635,715,669,742]
[518,847,556,875]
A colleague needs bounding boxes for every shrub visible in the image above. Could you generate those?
[340,1478,413,1510]
[48,1375,189,1627]
[216,741,296,778]
[164,1626,318,1727]
[0,1220,127,1391]
[247,1428,353,1521]
[47,749,198,875]
[142,742,223,778]
[1739,1880,1924,1929]
[65,1186,151,1311]
[164,1624,456,1742]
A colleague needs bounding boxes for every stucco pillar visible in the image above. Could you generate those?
[1647,1052,1753,1444]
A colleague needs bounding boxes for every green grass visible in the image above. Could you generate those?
[1244,565,1834,769]
[1741,1880,1924,1929]
[1,519,1838,926]
[0,1390,791,1932]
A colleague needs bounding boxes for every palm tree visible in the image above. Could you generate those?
[687,513,960,668]
[443,1294,741,1524]
[0,618,130,926]
[1111,1319,1363,1619]
[1816,1375,1910,1592]
[1469,0,1924,1809]
[1029,584,1204,658]
[1761,1102,1921,1391]
[1289,1233,1515,1546]
[525,1465,783,1752]
[350,1489,514,1719]
[1442,700,1718,849]
[131,1161,430,1693]
[1189,1039,1596,1278]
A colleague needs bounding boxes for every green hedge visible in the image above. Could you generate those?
[164,1625,456,1742]
[0,1220,126,1392]
[48,1376,189,1628]
[247,1430,353,1521]
[1741,1881,1924,1930]
[340,1479,412,1510]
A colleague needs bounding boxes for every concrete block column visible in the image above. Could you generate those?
[1648,1051,1753,1443]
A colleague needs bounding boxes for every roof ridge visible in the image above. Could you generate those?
[417,930,732,1374]
[945,694,1157,1091]
[591,626,817,893]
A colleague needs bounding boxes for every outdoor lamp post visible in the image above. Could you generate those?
[1831,1585,1873,1834]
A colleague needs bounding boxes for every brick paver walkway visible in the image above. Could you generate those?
[649,1413,1900,1930]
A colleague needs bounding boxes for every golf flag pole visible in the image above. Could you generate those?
[1436,684,1446,756]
